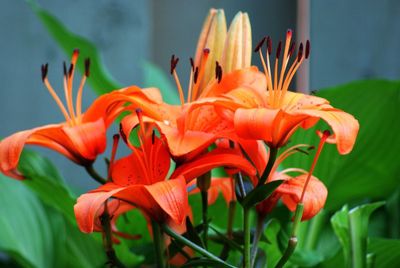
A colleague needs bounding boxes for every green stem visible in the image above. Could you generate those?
[100,203,125,268]
[162,224,234,267]
[235,172,247,198]
[220,200,237,260]
[275,203,304,268]
[151,220,165,268]
[201,190,209,249]
[304,211,325,250]
[85,164,107,184]
[243,207,251,268]
[258,147,278,187]
[250,215,266,267]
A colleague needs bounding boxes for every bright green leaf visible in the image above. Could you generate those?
[368,238,400,268]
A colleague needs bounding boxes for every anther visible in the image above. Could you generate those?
[41,63,48,82]
[84,58,91,77]
[323,130,331,137]
[203,48,210,55]
[119,123,128,143]
[68,63,74,77]
[276,41,282,59]
[63,61,67,77]
[215,61,223,83]
[305,40,310,59]
[72,48,80,59]
[189,57,194,71]
[286,29,293,39]
[152,130,155,144]
[170,55,179,74]
[288,42,296,57]
[193,66,199,84]
[266,36,272,55]
[254,36,266,53]
[297,43,304,62]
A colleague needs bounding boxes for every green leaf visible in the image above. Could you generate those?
[331,202,385,268]
[282,80,400,211]
[209,225,243,252]
[259,219,283,268]
[241,180,283,209]
[18,150,77,225]
[368,238,400,268]
[27,0,120,95]
[142,61,180,104]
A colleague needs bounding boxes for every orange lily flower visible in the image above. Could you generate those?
[230,30,359,154]
[74,111,256,233]
[120,9,264,160]
[0,50,159,180]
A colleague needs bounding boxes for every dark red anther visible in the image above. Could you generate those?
[266,36,272,55]
[72,48,80,57]
[288,41,296,57]
[189,57,194,71]
[193,66,199,84]
[323,129,331,137]
[297,43,304,62]
[305,40,310,59]
[215,61,222,83]
[68,63,74,77]
[41,63,48,82]
[308,145,316,151]
[119,123,128,143]
[254,36,266,52]
[63,61,67,76]
[276,41,282,59]
[203,48,210,55]
[170,54,179,74]
[84,58,91,77]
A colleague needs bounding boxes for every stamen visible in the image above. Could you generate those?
[275,41,282,59]
[152,130,155,144]
[108,134,120,180]
[299,130,330,202]
[193,67,199,84]
[41,64,71,122]
[297,43,304,63]
[66,49,80,123]
[170,55,185,106]
[305,40,310,59]
[288,42,296,57]
[187,58,195,102]
[258,36,273,96]
[277,29,293,94]
[215,61,223,83]
[254,36,266,53]
[119,123,128,143]
[266,36,272,55]
[191,48,210,101]
[189,57,194,71]
[76,58,90,117]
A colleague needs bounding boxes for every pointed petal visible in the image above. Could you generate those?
[221,12,252,73]
[278,175,328,221]
[144,177,189,225]
[295,108,359,154]
[172,148,256,182]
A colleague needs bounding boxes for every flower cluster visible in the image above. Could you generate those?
[0,8,359,267]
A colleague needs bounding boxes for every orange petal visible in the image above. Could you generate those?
[144,177,189,225]
[172,148,256,182]
[295,108,359,154]
[278,174,327,221]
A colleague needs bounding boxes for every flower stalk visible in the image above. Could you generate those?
[151,220,166,268]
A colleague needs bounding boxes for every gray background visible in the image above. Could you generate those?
[0,0,398,192]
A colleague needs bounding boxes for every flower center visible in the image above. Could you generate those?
[41,49,90,126]
[255,30,310,109]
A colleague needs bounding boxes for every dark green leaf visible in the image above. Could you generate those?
[209,225,243,252]
[282,80,400,211]
[18,150,76,225]
[28,0,121,95]
[186,217,205,247]
[368,238,400,268]
[241,180,283,209]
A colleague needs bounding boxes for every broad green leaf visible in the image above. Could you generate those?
[368,238,400,268]
[241,180,283,209]
[331,202,385,268]
[18,150,76,225]
[142,61,180,104]
[0,176,56,268]
[282,80,400,211]
[27,0,120,95]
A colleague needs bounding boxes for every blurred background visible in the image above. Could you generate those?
[1,0,399,192]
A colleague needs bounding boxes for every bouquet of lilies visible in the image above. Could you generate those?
[0,9,360,268]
